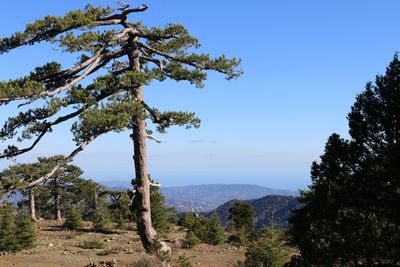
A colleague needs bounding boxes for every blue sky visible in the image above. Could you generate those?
[0,1,399,190]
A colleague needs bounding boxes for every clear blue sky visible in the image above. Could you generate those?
[0,1,399,190]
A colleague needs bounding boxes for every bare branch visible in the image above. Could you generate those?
[1,89,114,159]
[149,181,161,187]
[23,135,96,189]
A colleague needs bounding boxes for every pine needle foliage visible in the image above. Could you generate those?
[63,207,84,230]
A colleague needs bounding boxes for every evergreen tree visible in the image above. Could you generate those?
[0,203,17,251]
[205,212,225,245]
[242,226,290,267]
[92,202,112,232]
[0,3,241,255]
[290,55,400,266]
[15,208,37,250]
[63,207,84,230]
[229,201,255,233]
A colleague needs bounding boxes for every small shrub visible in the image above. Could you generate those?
[97,247,121,256]
[176,255,193,267]
[242,226,290,267]
[80,240,105,249]
[181,231,201,249]
[92,204,112,232]
[227,233,247,248]
[63,208,84,230]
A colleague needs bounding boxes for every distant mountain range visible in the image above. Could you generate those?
[207,195,298,229]
[101,182,298,212]
[161,184,297,212]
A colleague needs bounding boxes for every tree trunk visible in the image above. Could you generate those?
[54,192,61,220]
[129,44,171,261]
[29,189,37,221]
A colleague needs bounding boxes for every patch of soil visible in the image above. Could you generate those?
[0,220,244,267]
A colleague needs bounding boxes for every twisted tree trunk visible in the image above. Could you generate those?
[130,43,171,261]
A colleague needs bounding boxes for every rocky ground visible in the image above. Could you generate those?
[0,220,244,267]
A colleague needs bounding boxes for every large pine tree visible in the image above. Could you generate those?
[290,55,400,266]
[0,3,241,256]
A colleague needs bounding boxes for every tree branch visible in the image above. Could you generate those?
[23,136,96,190]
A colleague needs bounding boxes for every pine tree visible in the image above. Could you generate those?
[15,208,37,250]
[229,201,255,234]
[0,3,241,255]
[0,203,17,252]
[242,226,290,267]
[92,202,112,232]
[290,55,400,266]
[205,212,225,245]
[63,207,84,230]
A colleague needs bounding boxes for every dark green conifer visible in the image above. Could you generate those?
[92,202,112,232]
[15,208,37,250]
[205,212,225,245]
[63,207,84,230]
[0,203,17,251]
[243,226,290,267]
[290,55,400,266]
[229,201,255,234]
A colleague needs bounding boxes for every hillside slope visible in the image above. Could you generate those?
[208,195,298,229]
[160,184,297,212]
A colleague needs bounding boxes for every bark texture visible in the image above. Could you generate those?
[130,45,171,260]
[29,189,37,221]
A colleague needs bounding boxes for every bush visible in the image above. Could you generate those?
[227,232,247,248]
[181,231,201,249]
[92,203,112,232]
[80,240,105,249]
[176,255,193,267]
[63,207,84,230]
[242,226,290,267]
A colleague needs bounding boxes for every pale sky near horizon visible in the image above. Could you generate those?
[1,1,399,190]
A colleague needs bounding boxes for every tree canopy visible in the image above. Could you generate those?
[290,55,400,266]
[0,3,241,257]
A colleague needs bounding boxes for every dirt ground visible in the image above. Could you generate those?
[0,220,244,267]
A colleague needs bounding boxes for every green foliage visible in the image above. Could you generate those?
[0,203,17,251]
[290,55,400,266]
[92,202,112,232]
[80,240,105,249]
[131,176,176,233]
[0,3,241,162]
[176,255,193,267]
[0,204,37,252]
[179,212,225,246]
[229,201,255,233]
[205,212,225,245]
[63,207,84,230]
[0,4,113,54]
[241,226,290,267]
[15,208,37,250]
[181,231,201,249]
[227,232,248,248]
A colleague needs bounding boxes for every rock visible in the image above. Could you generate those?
[48,243,54,247]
